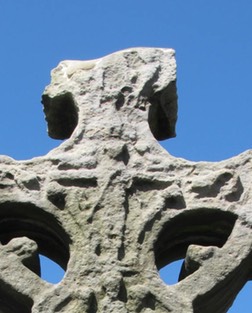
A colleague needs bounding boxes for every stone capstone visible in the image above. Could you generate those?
[0,47,252,312]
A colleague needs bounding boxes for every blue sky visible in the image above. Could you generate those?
[0,1,252,311]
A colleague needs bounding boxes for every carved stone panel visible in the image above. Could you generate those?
[0,48,252,312]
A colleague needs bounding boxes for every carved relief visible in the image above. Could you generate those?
[0,48,251,312]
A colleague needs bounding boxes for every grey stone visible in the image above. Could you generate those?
[0,47,252,312]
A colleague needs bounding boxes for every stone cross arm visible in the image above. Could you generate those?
[0,48,252,313]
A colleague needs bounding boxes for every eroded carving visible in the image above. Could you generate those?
[0,48,252,312]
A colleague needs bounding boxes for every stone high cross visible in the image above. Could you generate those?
[0,48,252,313]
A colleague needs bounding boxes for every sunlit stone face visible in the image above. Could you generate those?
[0,48,252,313]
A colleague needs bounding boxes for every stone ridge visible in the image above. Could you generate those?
[0,48,252,313]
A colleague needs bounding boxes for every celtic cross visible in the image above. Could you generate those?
[1,48,252,313]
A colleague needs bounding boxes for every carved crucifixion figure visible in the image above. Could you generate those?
[0,48,252,313]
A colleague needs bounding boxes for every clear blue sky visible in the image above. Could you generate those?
[0,1,252,311]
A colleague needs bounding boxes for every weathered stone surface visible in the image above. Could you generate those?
[0,47,252,312]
